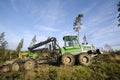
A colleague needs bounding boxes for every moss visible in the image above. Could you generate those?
[0,71,24,80]
[0,51,120,80]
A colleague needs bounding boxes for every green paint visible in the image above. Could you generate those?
[29,53,38,59]
[61,35,94,55]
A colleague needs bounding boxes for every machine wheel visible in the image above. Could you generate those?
[11,62,20,71]
[62,53,75,66]
[24,59,35,70]
[78,53,91,66]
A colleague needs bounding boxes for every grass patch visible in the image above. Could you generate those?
[0,51,120,80]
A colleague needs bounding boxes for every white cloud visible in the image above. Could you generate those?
[43,27,59,32]
[34,25,59,32]
[83,0,117,28]
[82,1,118,39]
[81,2,97,15]
[34,0,65,25]
[1,0,119,50]
[6,29,49,50]
[8,36,21,50]
[79,0,120,50]
[10,0,18,12]
[92,26,119,39]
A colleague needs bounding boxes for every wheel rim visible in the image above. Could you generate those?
[12,63,19,71]
[62,53,75,66]
[82,56,88,63]
[65,57,71,63]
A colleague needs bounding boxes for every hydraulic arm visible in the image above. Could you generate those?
[28,37,60,52]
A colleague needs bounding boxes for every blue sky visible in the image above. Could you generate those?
[0,0,120,50]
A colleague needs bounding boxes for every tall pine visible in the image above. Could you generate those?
[117,2,120,26]
[0,32,8,54]
[30,35,37,46]
[16,38,24,53]
[73,14,83,42]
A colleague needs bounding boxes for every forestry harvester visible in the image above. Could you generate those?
[0,35,101,72]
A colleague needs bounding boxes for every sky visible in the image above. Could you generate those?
[0,0,120,51]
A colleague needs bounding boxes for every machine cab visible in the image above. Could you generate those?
[63,35,80,48]
[61,35,81,55]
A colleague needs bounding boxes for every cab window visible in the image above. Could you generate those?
[66,39,73,47]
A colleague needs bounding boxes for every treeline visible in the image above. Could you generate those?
[0,32,36,63]
[0,32,10,62]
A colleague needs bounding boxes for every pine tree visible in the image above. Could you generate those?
[117,2,120,26]
[30,35,37,46]
[83,35,88,44]
[16,38,24,53]
[0,32,8,54]
[73,14,83,42]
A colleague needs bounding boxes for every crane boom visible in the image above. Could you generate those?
[28,37,59,52]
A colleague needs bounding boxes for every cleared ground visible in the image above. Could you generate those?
[0,51,120,80]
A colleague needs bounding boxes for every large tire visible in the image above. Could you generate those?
[11,62,20,71]
[78,53,91,66]
[62,53,75,66]
[24,59,35,70]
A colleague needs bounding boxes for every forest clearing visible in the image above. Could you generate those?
[0,51,120,80]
